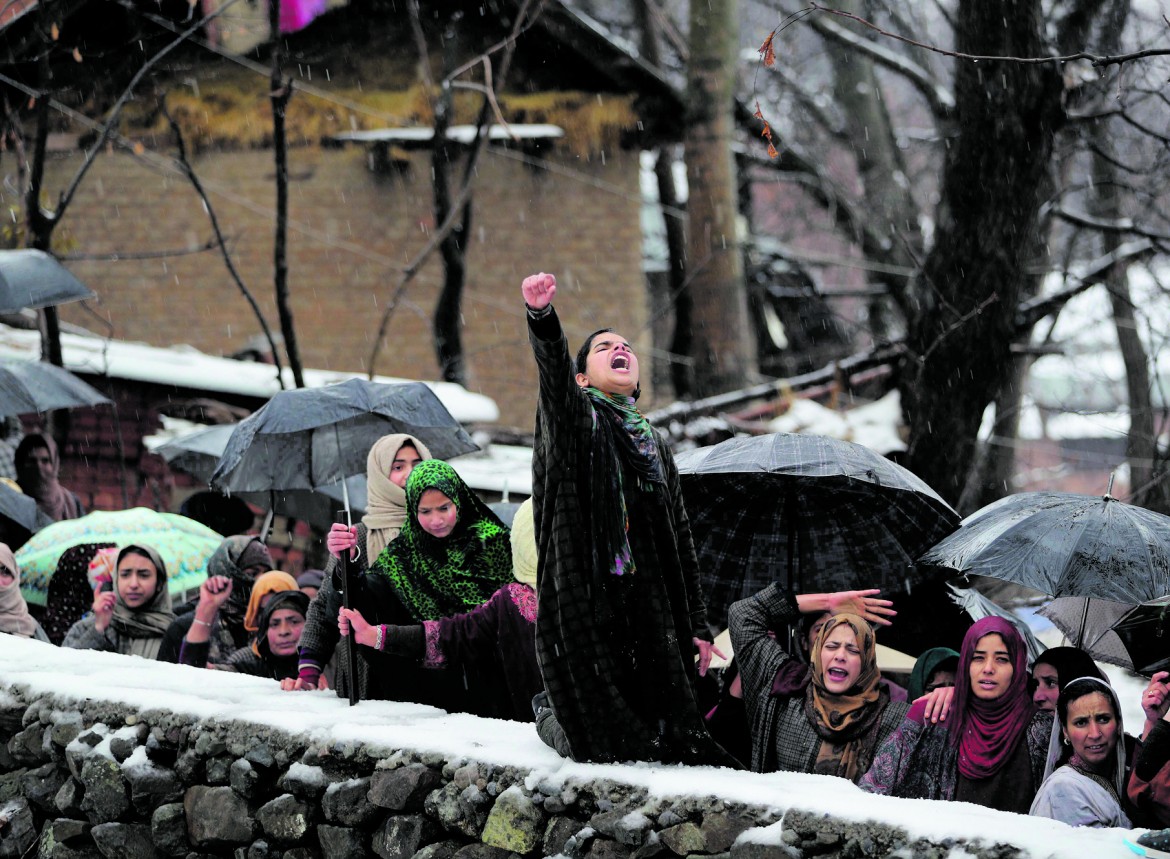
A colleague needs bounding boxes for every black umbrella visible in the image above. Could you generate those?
[675,432,960,628]
[1109,597,1170,676]
[0,479,51,548]
[918,491,1170,603]
[0,359,111,419]
[0,249,94,314]
[1037,596,1136,668]
[209,380,478,510]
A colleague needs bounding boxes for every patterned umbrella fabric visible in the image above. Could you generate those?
[14,507,222,607]
[675,432,960,629]
[0,359,111,420]
[918,491,1170,603]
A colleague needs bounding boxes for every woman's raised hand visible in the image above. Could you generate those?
[91,584,116,633]
[327,523,358,559]
[521,272,556,310]
[824,589,896,626]
[1144,671,1170,730]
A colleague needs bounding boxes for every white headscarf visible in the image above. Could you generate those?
[0,543,38,638]
[362,434,432,561]
[1041,675,1127,799]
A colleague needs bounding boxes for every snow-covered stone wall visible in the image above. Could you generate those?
[0,638,1138,859]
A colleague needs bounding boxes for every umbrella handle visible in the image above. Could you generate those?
[337,509,360,707]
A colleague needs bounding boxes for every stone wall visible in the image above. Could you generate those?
[0,681,1050,859]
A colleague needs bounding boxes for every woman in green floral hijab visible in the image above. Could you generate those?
[371,460,513,621]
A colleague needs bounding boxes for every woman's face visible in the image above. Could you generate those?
[1032,662,1061,711]
[23,444,55,482]
[389,444,423,489]
[265,608,305,657]
[117,553,158,608]
[1064,691,1119,769]
[819,623,863,694]
[0,565,14,588]
[417,489,458,538]
[969,633,1014,701]
[925,668,956,693]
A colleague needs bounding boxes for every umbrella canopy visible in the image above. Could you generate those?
[1110,597,1170,676]
[14,507,222,607]
[918,491,1170,603]
[0,249,94,314]
[209,379,478,513]
[675,432,960,628]
[0,479,50,534]
[947,583,1047,664]
[1037,596,1136,668]
[0,359,111,420]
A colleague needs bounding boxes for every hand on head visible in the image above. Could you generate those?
[521,272,556,310]
[824,589,896,626]
[327,523,358,559]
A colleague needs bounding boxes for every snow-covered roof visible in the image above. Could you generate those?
[0,323,499,424]
[328,124,565,146]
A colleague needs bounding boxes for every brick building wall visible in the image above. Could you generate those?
[39,140,650,431]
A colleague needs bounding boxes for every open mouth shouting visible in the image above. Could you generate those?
[611,354,631,372]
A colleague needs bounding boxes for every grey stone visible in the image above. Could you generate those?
[411,841,461,859]
[481,788,545,854]
[55,776,86,817]
[184,785,255,847]
[322,777,377,827]
[630,839,667,859]
[371,814,439,859]
[37,818,99,859]
[657,811,685,829]
[230,759,263,800]
[79,756,130,824]
[7,722,45,766]
[144,730,179,769]
[205,756,232,786]
[255,793,313,844]
[542,796,566,814]
[244,745,275,771]
[66,730,104,778]
[283,849,321,859]
[543,817,581,857]
[729,843,799,859]
[317,825,367,859]
[277,765,327,801]
[368,764,440,811]
[659,823,705,856]
[452,765,479,790]
[21,761,65,812]
[173,752,204,786]
[590,810,652,847]
[451,846,514,859]
[50,721,83,750]
[238,839,273,859]
[193,733,226,757]
[0,769,26,803]
[0,798,37,859]
[107,736,138,764]
[699,815,754,854]
[151,803,188,857]
[91,822,160,859]
[585,839,630,859]
[125,762,183,816]
[425,783,486,839]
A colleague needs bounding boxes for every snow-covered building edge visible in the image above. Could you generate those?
[0,638,1143,859]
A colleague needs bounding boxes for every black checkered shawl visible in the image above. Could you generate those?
[528,309,735,766]
[728,583,908,776]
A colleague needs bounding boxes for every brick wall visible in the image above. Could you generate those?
[35,140,650,431]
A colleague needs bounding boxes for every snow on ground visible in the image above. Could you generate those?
[0,636,1147,859]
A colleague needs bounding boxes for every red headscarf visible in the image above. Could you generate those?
[951,616,1035,779]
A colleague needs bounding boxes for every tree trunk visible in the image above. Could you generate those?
[431,32,470,387]
[684,0,753,397]
[900,0,1062,504]
[269,0,305,388]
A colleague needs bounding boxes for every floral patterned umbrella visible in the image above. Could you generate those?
[14,507,222,607]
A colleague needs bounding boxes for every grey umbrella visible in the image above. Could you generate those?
[0,359,111,419]
[918,491,1170,603]
[0,479,52,545]
[209,380,478,507]
[1037,596,1136,668]
[0,249,94,314]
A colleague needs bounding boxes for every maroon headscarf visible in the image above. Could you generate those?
[951,616,1035,779]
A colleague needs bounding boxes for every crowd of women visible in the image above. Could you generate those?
[3,274,1170,843]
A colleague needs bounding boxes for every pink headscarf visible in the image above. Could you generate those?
[951,616,1035,779]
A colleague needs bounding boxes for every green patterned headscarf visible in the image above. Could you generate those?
[372,460,513,621]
